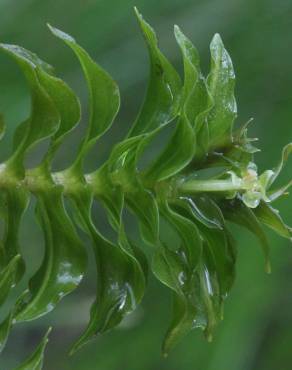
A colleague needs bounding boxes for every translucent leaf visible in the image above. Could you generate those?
[152,245,197,354]
[14,327,51,370]
[9,46,81,164]
[0,44,60,168]
[36,69,81,163]
[198,253,221,342]
[152,240,223,354]
[143,115,196,182]
[172,195,224,230]
[48,25,120,164]
[126,189,159,246]
[199,226,236,296]
[160,200,202,269]
[222,199,271,273]
[162,292,196,355]
[206,34,237,150]
[0,312,12,354]
[106,135,159,245]
[0,188,29,285]
[174,26,213,159]
[128,8,181,137]
[14,184,87,322]
[88,164,124,231]
[254,201,292,240]
[0,255,21,307]
[175,198,236,296]
[69,193,145,354]
[152,245,186,294]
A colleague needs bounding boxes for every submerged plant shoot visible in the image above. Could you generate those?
[0,8,291,369]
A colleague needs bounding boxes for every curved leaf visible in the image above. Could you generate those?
[152,244,197,354]
[48,24,120,164]
[14,327,51,370]
[128,8,181,137]
[0,255,22,306]
[206,34,237,150]
[172,195,224,230]
[70,193,145,354]
[160,200,202,270]
[1,188,29,284]
[254,201,292,240]
[174,26,213,159]
[222,198,271,273]
[36,69,81,163]
[126,189,159,246]
[106,135,159,245]
[174,197,236,296]
[199,226,236,296]
[15,185,87,322]
[0,311,12,354]
[0,44,60,169]
[143,115,196,182]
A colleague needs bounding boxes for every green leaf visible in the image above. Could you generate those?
[48,24,120,165]
[0,255,22,306]
[126,189,159,246]
[160,200,202,269]
[1,188,29,284]
[206,34,237,150]
[14,185,87,322]
[0,311,12,354]
[152,245,186,294]
[222,199,271,273]
[128,8,181,137]
[152,242,222,354]
[89,164,124,231]
[14,327,51,370]
[70,193,145,354]
[173,26,200,117]
[106,135,159,245]
[143,115,196,182]
[174,197,236,296]
[137,27,205,183]
[163,292,196,355]
[0,44,60,169]
[254,201,292,240]
[199,226,236,296]
[36,69,81,163]
[172,195,224,230]
[8,45,80,165]
[174,26,213,159]
[152,244,197,354]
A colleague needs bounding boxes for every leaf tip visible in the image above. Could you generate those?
[47,23,75,43]
[133,6,142,21]
[212,33,223,43]
[173,24,180,34]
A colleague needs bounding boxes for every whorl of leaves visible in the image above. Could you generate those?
[0,8,291,368]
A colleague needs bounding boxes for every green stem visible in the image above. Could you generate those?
[0,160,247,201]
[178,178,244,194]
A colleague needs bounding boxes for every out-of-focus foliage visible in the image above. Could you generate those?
[0,1,291,370]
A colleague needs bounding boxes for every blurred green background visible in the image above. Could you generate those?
[0,0,291,369]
